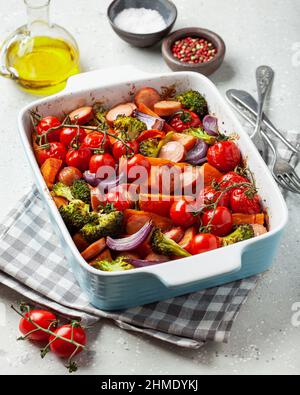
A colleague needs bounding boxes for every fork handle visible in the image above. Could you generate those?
[256,66,274,104]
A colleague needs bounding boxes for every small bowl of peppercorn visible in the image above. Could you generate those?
[162,27,226,76]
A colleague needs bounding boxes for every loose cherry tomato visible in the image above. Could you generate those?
[19,309,57,342]
[89,153,115,174]
[83,131,110,152]
[120,154,151,183]
[230,188,262,214]
[66,147,92,172]
[69,106,94,125]
[202,206,233,237]
[37,116,62,143]
[60,127,87,148]
[170,110,202,132]
[207,141,241,172]
[170,199,198,228]
[49,324,86,358]
[112,140,139,161]
[190,233,220,255]
[137,129,165,143]
[106,190,133,211]
[36,142,67,166]
[219,171,249,189]
[198,186,230,208]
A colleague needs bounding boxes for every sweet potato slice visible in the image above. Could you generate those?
[232,213,265,226]
[41,158,62,189]
[124,209,173,234]
[200,162,223,187]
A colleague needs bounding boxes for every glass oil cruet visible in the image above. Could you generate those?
[0,0,80,95]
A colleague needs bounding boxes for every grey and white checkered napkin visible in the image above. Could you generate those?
[0,130,298,349]
[0,189,257,349]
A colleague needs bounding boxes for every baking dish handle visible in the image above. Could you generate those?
[64,65,153,93]
[148,244,244,288]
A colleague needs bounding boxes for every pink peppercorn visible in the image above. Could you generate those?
[171,36,217,64]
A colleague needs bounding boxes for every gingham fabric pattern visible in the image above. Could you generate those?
[0,129,298,348]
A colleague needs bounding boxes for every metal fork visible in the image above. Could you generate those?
[226,91,300,193]
[251,66,274,161]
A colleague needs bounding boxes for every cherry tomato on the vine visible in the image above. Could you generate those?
[60,127,87,148]
[19,310,57,342]
[230,188,261,214]
[190,233,220,255]
[198,186,230,209]
[120,154,151,183]
[49,324,86,358]
[66,147,92,172]
[207,141,241,173]
[106,189,133,211]
[112,140,139,161]
[170,199,198,228]
[36,142,67,166]
[89,153,115,174]
[37,116,62,143]
[83,131,110,152]
[219,171,249,189]
[202,206,233,237]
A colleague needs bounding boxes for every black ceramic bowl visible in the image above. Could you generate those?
[107,0,177,48]
[162,27,226,76]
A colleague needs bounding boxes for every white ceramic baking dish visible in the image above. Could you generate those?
[18,66,288,310]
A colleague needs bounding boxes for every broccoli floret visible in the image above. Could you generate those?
[52,182,74,201]
[80,211,124,243]
[176,90,208,118]
[59,200,96,232]
[139,138,160,158]
[52,180,91,204]
[93,257,134,272]
[114,116,147,140]
[185,127,216,145]
[95,110,109,131]
[221,225,254,246]
[151,228,191,258]
[71,180,91,204]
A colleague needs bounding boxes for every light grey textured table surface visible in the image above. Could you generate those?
[0,0,299,375]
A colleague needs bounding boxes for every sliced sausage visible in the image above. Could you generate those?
[159,141,185,163]
[178,226,197,253]
[164,227,185,243]
[69,106,94,125]
[106,103,137,125]
[134,87,161,110]
[81,238,106,261]
[154,101,182,117]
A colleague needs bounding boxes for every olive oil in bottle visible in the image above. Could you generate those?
[6,36,80,95]
[0,0,80,95]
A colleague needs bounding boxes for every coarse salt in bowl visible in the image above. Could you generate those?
[114,8,167,34]
[107,0,178,48]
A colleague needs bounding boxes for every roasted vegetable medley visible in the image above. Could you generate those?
[31,86,268,272]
